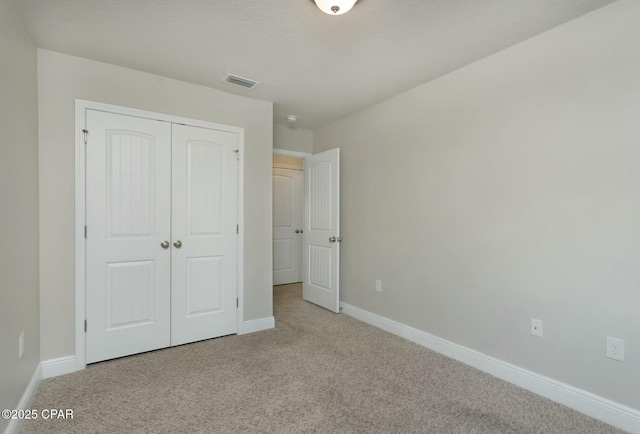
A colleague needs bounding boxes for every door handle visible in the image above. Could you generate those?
[337,237,342,243]
[173,240,182,248]
[329,236,336,243]
[161,240,170,249]
[295,229,300,234]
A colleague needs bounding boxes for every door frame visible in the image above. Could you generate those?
[75,99,245,371]
[272,167,304,285]
[272,148,311,287]
[273,148,311,159]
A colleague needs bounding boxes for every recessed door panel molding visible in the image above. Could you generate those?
[83,105,241,365]
[273,168,303,285]
[273,175,294,227]
[106,131,154,238]
[106,260,154,329]
[309,162,332,232]
[186,256,223,316]
[273,239,294,271]
[303,149,340,313]
[308,245,332,291]
[187,141,224,236]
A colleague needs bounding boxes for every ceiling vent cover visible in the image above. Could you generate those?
[223,74,260,89]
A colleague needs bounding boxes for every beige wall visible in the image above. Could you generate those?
[314,0,640,410]
[0,0,41,430]
[274,123,313,154]
[38,50,273,361]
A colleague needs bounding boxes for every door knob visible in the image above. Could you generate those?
[329,236,336,243]
[161,240,170,249]
[337,237,342,243]
[173,240,182,248]
[300,229,303,233]
[295,229,300,234]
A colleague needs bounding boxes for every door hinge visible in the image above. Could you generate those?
[84,225,87,239]
[236,298,239,308]
[234,149,239,161]
[82,129,89,145]
[236,224,239,234]
[84,320,87,332]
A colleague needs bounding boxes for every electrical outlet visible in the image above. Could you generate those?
[375,279,382,293]
[530,319,543,337]
[606,336,625,362]
[19,333,24,358]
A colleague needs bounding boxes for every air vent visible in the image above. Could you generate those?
[222,74,260,89]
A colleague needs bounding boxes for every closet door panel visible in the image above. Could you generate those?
[85,110,172,364]
[170,124,239,345]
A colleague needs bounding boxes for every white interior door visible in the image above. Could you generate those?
[170,124,239,345]
[303,148,340,313]
[86,109,240,363]
[273,167,303,285]
[86,110,172,363]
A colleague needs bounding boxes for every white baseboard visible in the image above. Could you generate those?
[340,302,640,434]
[4,362,42,434]
[42,355,76,379]
[240,316,275,335]
[42,321,279,377]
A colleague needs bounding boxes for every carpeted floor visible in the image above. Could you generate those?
[22,283,623,433]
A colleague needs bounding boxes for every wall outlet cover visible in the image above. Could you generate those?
[375,279,382,293]
[606,336,624,362]
[19,332,24,358]
[531,319,543,337]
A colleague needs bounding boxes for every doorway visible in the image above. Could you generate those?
[272,153,305,285]
[272,148,341,314]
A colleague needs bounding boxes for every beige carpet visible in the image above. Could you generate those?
[22,284,622,433]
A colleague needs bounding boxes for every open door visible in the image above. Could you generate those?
[303,148,340,313]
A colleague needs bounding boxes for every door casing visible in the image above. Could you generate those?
[272,148,311,287]
[75,99,245,372]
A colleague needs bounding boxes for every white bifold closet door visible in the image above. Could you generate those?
[170,124,238,346]
[85,110,238,364]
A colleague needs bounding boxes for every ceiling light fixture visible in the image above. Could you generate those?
[313,0,358,16]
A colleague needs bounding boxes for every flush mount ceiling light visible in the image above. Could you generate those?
[313,0,358,16]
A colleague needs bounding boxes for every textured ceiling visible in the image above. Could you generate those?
[18,0,614,129]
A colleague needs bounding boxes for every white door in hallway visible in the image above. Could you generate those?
[85,110,172,363]
[170,124,238,346]
[85,110,239,364]
[303,148,340,313]
[273,167,303,285]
